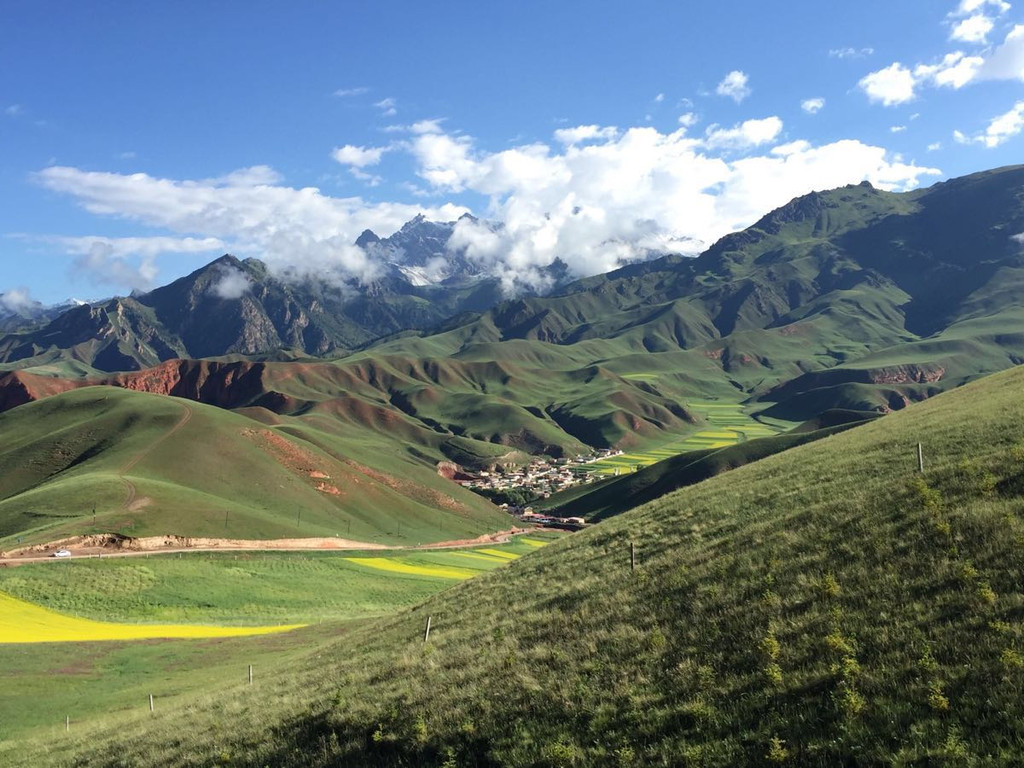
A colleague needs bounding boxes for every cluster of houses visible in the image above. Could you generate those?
[455,449,624,499]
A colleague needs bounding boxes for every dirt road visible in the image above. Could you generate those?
[0,528,531,567]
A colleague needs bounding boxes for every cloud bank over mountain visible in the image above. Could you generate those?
[33,120,938,295]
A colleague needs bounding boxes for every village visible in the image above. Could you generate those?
[455,448,626,515]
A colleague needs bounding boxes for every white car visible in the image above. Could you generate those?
[52,549,72,558]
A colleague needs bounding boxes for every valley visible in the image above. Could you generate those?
[2,165,1024,765]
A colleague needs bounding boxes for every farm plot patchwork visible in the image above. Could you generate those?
[343,539,541,579]
[0,591,303,644]
[0,536,558,740]
[587,401,780,475]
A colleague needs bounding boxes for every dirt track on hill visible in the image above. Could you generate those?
[0,528,530,566]
[119,403,193,510]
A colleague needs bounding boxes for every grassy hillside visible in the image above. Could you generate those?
[0,387,511,547]
[12,364,1024,766]
[538,415,874,521]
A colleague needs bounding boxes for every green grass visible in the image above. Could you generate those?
[586,401,785,475]
[0,537,553,741]
[0,541,543,626]
[11,364,1024,766]
[0,387,513,548]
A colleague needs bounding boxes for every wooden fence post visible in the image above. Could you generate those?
[424,615,432,642]
[630,542,636,572]
[248,664,253,685]
[149,694,154,713]
[918,442,924,473]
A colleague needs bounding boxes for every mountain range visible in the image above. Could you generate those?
[1,164,1023,545]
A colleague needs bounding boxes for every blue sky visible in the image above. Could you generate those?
[2,0,1024,305]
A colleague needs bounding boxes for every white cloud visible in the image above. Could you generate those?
[801,97,825,114]
[862,23,1024,106]
[553,125,619,145]
[654,93,665,103]
[331,144,389,167]
[5,104,23,117]
[41,235,226,259]
[955,100,1024,146]
[914,51,985,88]
[33,124,941,297]
[978,24,1024,80]
[211,265,251,299]
[411,124,938,293]
[0,287,36,314]
[374,97,397,116]
[33,166,468,286]
[859,63,918,105]
[716,70,751,103]
[928,141,943,150]
[27,235,226,291]
[950,14,995,42]
[952,0,1010,15]
[703,116,783,150]
[829,47,874,59]
[1012,232,1024,243]
[890,125,907,133]
[334,87,369,97]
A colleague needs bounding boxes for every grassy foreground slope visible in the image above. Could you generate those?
[17,364,1024,766]
[538,415,875,522]
[0,386,510,547]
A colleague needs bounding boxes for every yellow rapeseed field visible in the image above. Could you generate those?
[475,549,520,560]
[518,538,548,547]
[343,557,479,580]
[0,591,303,644]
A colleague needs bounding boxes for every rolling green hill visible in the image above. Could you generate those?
[536,411,876,522]
[0,387,511,547]
[12,361,1024,766]
[2,165,1024,548]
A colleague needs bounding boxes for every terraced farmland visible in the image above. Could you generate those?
[587,401,783,475]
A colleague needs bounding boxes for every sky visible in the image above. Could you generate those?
[2,0,1024,306]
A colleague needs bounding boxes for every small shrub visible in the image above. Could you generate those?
[957,562,979,583]
[835,684,866,718]
[543,739,582,767]
[941,727,971,762]
[761,630,781,661]
[928,681,950,712]
[911,476,942,511]
[1000,648,1024,670]
[825,630,853,656]
[918,646,939,674]
[764,662,783,688]
[413,715,428,744]
[821,573,841,599]
[830,654,861,680]
[614,745,636,766]
[977,581,997,605]
[766,736,789,763]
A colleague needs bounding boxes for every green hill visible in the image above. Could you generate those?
[0,387,511,547]
[536,412,876,522]
[14,363,1024,766]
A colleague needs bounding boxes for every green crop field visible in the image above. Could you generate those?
[586,401,784,475]
[0,534,559,742]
